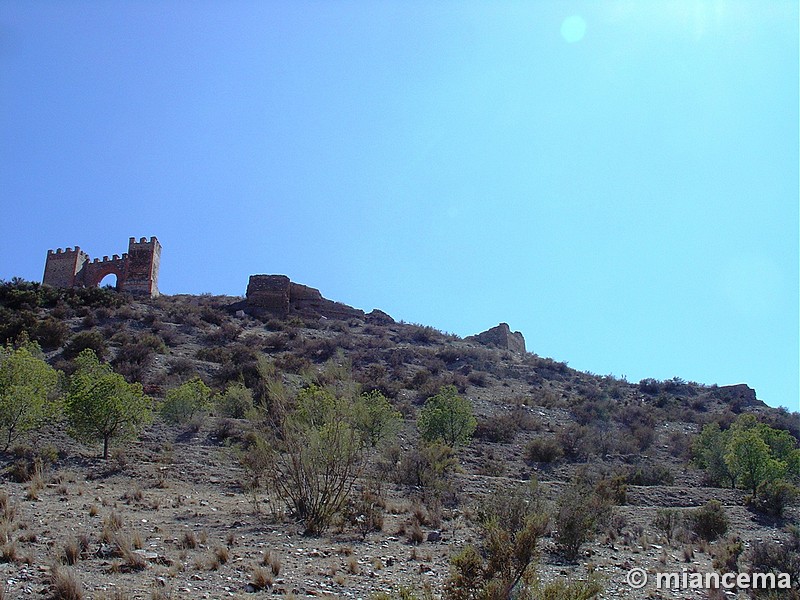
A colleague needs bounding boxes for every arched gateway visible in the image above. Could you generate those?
[43,237,161,298]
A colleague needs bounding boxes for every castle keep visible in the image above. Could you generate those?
[43,237,161,297]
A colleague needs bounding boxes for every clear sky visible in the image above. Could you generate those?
[1,1,797,410]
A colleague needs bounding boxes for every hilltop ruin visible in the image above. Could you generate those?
[43,236,161,297]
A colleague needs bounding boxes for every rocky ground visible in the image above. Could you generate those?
[0,287,796,599]
[0,417,792,600]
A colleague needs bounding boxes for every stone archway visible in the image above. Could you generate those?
[97,273,119,290]
[84,263,124,290]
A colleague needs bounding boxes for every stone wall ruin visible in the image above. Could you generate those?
[43,237,161,297]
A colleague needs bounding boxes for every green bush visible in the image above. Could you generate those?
[160,377,212,425]
[266,384,387,534]
[417,385,476,448]
[555,478,612,561]
[625,461,674,486]
[353,390,401,447]
[750,479,799,518]
[393,441,457,504]
[444,480,550,600]
[215,383,254,419]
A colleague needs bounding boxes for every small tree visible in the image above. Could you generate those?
[653,508,683,545]
[0,342,60,450]
[66,349,152,459]
[725,428,783,496]
[693,422,736,487]
[418,385,476,448]
[353,389,401,447]
[160,376,212,424]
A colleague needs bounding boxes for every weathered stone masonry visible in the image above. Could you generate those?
[43,237,161,297]
[244,274,365,320]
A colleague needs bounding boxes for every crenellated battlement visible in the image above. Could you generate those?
[43,236,161,297]
[47,246,87,256]
[129,236,159,246]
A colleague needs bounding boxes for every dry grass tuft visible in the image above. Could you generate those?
[251,566,273,590]
[179,530,197,550]
[50,565,84,600]
[261,550,281,576]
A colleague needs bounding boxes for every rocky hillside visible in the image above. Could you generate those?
[0,278,797,600]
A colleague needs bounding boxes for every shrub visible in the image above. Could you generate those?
[214,382,253,419]
[444,480,549,599]
[554,478,612,561]
[393,442,457,504]
[352,390,401,447]
[474,414,518,443]
[525,437,564,464]
[625,461,674,486]
[688,500,728,541]
[749,479,799,518]
[50,565,84,600]
[160,377,212,425]
[653,509,683,544]
[31,317,70,350]
[417,385,476,448]
[267,385,371,534]
[63,330,108,361]
[530,576,604,600]
[712,537,743,573]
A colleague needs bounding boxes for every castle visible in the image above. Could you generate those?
[43,237,161,297]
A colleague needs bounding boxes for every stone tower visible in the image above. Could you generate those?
[43,236,161,297]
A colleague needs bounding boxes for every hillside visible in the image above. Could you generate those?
[0,279,798,600]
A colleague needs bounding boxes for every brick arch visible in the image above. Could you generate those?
[84,263,124,290]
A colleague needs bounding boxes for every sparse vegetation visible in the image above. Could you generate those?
[0,279,794,597]
[444,480,550,599]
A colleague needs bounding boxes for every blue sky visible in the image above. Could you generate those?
[1,1,797,410]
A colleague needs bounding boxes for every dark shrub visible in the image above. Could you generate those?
[63,330,108,361]
[555,479,612,561]
[749,480,799,518]
[638,378,661,394]
[525,437,564,464]
[31,317,70,350]
[688,500,728,541]
[475,414,518,443]
[625,461,674,486]
[196,347,229,363]
[652,508,683,544]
